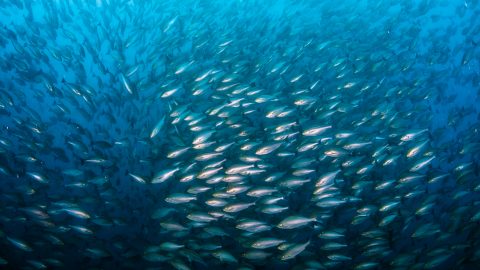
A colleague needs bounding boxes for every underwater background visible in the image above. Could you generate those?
[0,0,479,269]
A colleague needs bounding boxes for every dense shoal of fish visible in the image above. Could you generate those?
[0,0,479,269]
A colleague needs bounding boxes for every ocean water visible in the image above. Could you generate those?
[0,0,479,269]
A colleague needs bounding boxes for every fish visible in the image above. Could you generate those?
[280,241,310,260]
[6,237,33,252]
[61,208,91,219]
[151,167,179,184]
[128,173,147,184]
[150,115,166,139]
[400,129,429,142]
[236,219,271,233]
[409,155,436,172]
[277,216,316,229]
[121,73,134,95]
[251,238,286,249]
[406,139,429,158]
[0,0,478,269]
[255,142,282,155]
[167,146,190,159]
[165,193,197,204]
[223,202,255,213]
[302,125,332,136]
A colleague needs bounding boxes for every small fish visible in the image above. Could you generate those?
[167,146,190,159]
[277,216,316,229]
[62,208,91,219]
[302,125,332,136]
[406,140,429,158]
[121,73,134,95]
[251,238,286,249]
[409,156,436,172]
[151,167,179,184]
[165,193,197,204]
[223,202,255,213]
[7,237,33,252]
[316,170,341,187]
[212,250,237,264]
[280,241,310,260]
[129,173,147,184]
[193,130,215,145]
[150,116,166,139]
[401,129,428,142]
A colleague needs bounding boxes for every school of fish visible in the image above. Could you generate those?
[0,0,479,269]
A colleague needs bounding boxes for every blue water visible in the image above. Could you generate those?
[0,0,479,269]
